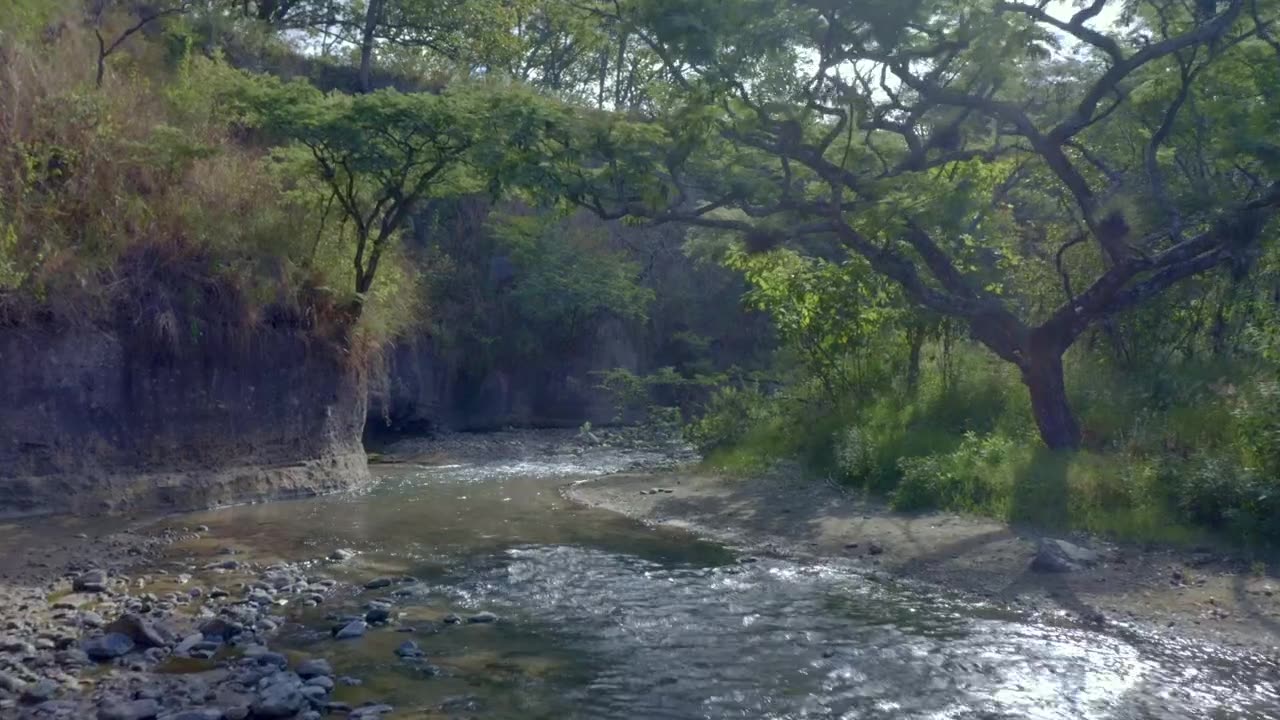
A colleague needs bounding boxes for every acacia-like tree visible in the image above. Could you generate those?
[555,0,1280,449]
[229,73,565,301]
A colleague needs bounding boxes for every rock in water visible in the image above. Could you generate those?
[97,698,161,720]
[365,607,391,624]
[364,577,393,590]
[329,549,356,561]
[333,620,367,640]
[467,611,499,624]
[83,633,135,660]
[394,641,424,659]
[74,569,108,593]
[1031,538,1100,573]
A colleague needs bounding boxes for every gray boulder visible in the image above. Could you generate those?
[74,569,109,593]
[84,633,135,661]
[1031,539,1100,573]
[295,658,332,679]
[251,676,306,718]
[333,621,367,640]
[104,613,168,648]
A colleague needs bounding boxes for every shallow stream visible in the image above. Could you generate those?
[161,456,1280,719]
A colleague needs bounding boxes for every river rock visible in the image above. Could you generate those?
[295,658,332,679]
[84,633,135,661]
[1031,539,1100,573]
[56,648,90,666]
[305,675,335,691]
[174,633,204,656]
[329,549,356,561]
[21,679,57,704]
[467,612,499,624]
[98,698,161,720]
[81,611,105,628]
[0,671,26,694]
[105,613,168,648]
[394,641,424,659]
[333,620,367,640]
[200,618,243,641]
[252,674,306,718]
[365,607,391,624]
[74,569,109,593]
[349,704,395,719]
[161,710,223,720]
[363,578,393,590]
[254,651,289,669]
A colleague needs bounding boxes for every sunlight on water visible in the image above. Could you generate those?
[164,458,1280,720]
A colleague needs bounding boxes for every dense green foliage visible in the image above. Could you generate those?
[4,0,1280,548]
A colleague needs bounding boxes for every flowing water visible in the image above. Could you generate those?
[162,455,1280,720]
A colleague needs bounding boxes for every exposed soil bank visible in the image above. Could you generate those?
[0,327,371,517]
[567,468,1280,652]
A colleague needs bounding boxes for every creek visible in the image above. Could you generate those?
[156,453,1280,720]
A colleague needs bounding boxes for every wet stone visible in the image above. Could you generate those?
[363,578,393,590]
[467,612,499,624]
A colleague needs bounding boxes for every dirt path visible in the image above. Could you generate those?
[567,468,1280,653]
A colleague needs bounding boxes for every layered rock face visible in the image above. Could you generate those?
[0,327,370,517]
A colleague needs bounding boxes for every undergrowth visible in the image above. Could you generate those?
[690,344,1280,553]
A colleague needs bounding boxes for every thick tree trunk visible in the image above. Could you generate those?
[1021,349,1081,450]
[357,0,383,93]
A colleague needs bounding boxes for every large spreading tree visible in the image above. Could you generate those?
[550,0,1280,449]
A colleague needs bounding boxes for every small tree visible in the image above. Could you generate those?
[229,73,567,305]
